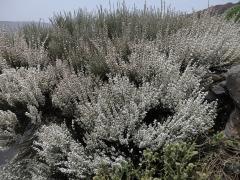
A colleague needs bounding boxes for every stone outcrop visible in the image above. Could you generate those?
[206,66,234,133]
[225,65,240,138]
[206,64,240,137]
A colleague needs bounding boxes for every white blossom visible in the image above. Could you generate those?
[0,110,18,149]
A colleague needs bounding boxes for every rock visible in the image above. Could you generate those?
[224,162,240,174]
[204,72,234,132]
[0,145,18,167]
[207,82,234,132]
[226,65,240,108]
[225,65,240,138]
[225,108,240,138]
[211,74,225,82]
[212,81,226,95]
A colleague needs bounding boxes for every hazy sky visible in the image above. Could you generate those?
[0,0,239,22]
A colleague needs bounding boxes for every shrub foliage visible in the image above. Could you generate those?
[0,2,240,179]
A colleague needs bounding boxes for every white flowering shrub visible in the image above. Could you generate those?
[25,105,42,125]
[28,39,217,178]
[40,64,215,179]
[0,59,70,108]
[134,92,216,150]
[0,59,70,155]
[0,6,232,180]
[166,14,240,67]
[32,68,216,178]
[106,41,208,106]
[0,32,50,68]
[34,124,72,170]
[105,41,167,82]
[0,110,18,149]
[34,60,71,97]
[0,158,50,180]
[0,56,9,72]
[0,67,45,108]
[52,72,99,116]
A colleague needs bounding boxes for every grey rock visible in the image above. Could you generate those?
[225,108,240,138]
[226,65,240,108]
[0,145,18,167]
[212,81,226,95]
[225,65,240,138]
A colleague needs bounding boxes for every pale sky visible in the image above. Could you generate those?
[0,0,239,22]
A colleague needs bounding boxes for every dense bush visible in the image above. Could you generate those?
[0,110,18,148]
[226,3,240,22]
[0,2,240,179]
[0,33,50,68]
[167,14,240,67]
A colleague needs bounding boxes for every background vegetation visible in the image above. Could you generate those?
[0,1,240,179]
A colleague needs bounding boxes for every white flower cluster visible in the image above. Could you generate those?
[0,56,9,72]
[34,43,216,178]
[0,33,49,68]
[0,110,18,149]
[166,14,240,67]
[0,60,69,151]
[34,123,128,178]
[0,157,50,180]
[0,67,45,107]
[1,12,231,179]
[135,93,216,149]
[52,72,99,116]
[0,59,70,109]
[34,124,72,168]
